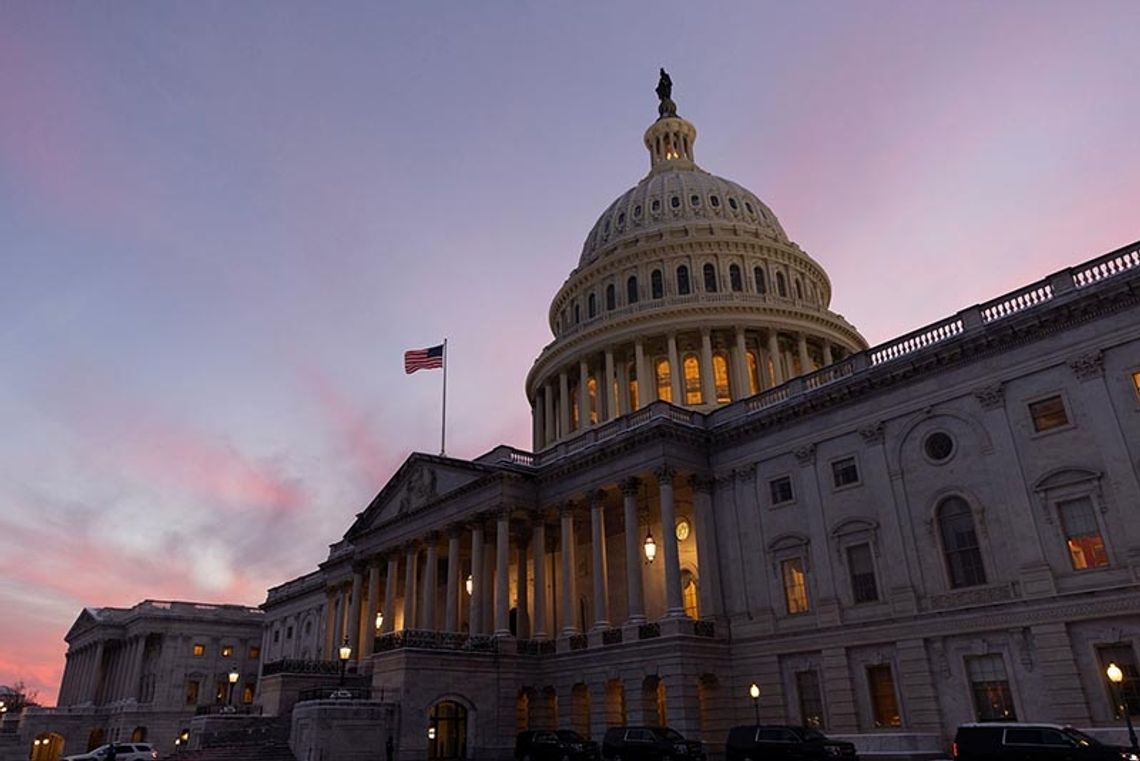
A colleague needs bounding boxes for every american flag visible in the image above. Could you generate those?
[404,344,444,374]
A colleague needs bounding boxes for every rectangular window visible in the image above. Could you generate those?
[1029,395,1069,432]
[1058,497,1109,570]
[781,558,809,614]
[184,680,200,705]
[242,685,255,704]
[249,646,261,660]
[770,476,794,505]
[796,670,825,729]
[867,665,901,727]
[1132,371,1140,401]
[966,654,1017,721]
[847,544,879,603]
[221,645,234,658]
[1097,644,1140,717]
[192,643,205,657]
[832,457,859,488]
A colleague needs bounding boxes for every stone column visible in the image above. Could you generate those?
[445,529,461,633]
[1033,622,1092,725]
[495,511,512,636]
[689,475,722,619]
[734,327,749,398]
[635,339,649,405]
[667,334,682,403]
[604,349,617,420]
[590,491,611,629]
[797,332,810,375]
[657,467,685,617]
[821,647,859,731]
[365,562,381,656]
[617,360,630,415]
[532,520,548,639]
[700,328,716,404]
[533,398,543,450]
[896,638,941,731]
[348,571,364,659]
[383,556,398,634]
[543,383,555,446]
[621,477,646,624]
[559,371,570,437]
[579,359,590,428]
[403,545,417,631]
[768,330,784,385]
[422,535,438,630]
[469,522,485,635]
[325,589,337,657]
[517,531,531,639]
[560,504,580,635]
[822,341,833,366]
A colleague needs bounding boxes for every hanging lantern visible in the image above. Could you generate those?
[465,574,473,595]
[375,611,383,630]
[644,530,657,563]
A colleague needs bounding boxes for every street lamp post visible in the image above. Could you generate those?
[227,667,239,710]
[338,636,352,687]
[1107,663,1139,754]
[749,682,761,725]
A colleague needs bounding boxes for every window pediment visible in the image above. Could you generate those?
[1033,467,1101,494]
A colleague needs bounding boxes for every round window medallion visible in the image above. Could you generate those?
[924,431,955,462]
[675,518,691,542]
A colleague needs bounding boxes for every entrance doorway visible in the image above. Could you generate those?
[427,700,468,760]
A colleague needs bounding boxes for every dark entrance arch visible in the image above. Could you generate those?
[428,700,468,760]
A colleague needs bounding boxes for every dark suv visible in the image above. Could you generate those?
[726,725,857,761]
[602,726,705,761]
[517,730,600,761]
[953,723,1137,761]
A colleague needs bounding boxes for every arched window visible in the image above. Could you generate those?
[677,265,691,295]
[588,293,596,318]
[776,272,788,297]
[712,352,731,403]
[682,570,699,619]
[938,497,986,588]
[754,267,767,294]
[746,350,761,395]
[655,358,672,403]
[428,700,469,760]
[795,278,804,300]
[703,263,718,293]
[587,376,599,425]
[606,284,616,311]
[683,354,703,405]
[627,275,639,304]
[573,303,580,324]
[729,265,743,292]
[651,269,664,299]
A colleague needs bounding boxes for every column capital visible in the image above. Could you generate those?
[559,500,578,518]
[688,473,715,494]
[423,531,441,548]
[620,476,641,496]
[447,525,465,540]
[587,489,607,509]
[654,465,676,486]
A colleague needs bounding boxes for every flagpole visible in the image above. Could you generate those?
[440,338,448,457]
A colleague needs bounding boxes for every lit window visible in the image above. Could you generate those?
[606,284,616,311]
[1029,395,1069,432]
[713,353,731,403]
[796,670,823,728]
[966,655,1017,721]
[248,646,260,660]
[1058,497,1108,570]
[192,644,205,657]
[570,381,580,429]
[651,269,664,299]
[626,275,639,304]
[847,544,878,603]
[683,354,702,405]
[754,267,767,294]
[221,645,233,658]
[1097,644,1140,717]
[184,680,200,705]
[242,685,254,704]
[681,571,699,619]
[703,263,718,293]
[832,457,859,488]
[1132,371,1140,401]
[867,666,901,727]
[729,264,743,292]
[781,558,809,614]
[770,476,794,505]
[676,265,691,295]
[938,497,986,588]
[587,376,599,425]
[628,362,640,410]
[747,350,761,394]
[655,359,672,403]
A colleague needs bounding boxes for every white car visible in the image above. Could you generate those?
[62,743,158,761]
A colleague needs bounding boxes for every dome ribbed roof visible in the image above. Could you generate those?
[578,167,789,266]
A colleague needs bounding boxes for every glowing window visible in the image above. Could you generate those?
[628,362,640,410]
[729,265,743,292]
[867,665,901,727]
[570,382,580,430]
[781,558,809,614]
[966,655,1016,721]
[242,685,254,704]
[683,354,703,405]
[651,269,664,299]
[655,359,672,403]
[682,571,699,619]
[248,646,260,660]
[185,680,200,705]
[221,645,234,658]
[676,265,691,295]
[1029,395,1069,432]
[627,275,639,304]
[587,376,599,425]
[713,353,731,403]
[1058,497,1108,570]
[746,350,761,394]
[192,644,205,657]
[703,263,717,292]
[1132,371,1140,400]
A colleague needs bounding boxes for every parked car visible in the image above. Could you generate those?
[953,723,1139,761]
[725,725,857,761]
[62,743,159,761]
[602,726,705,761]
[517,729,601,761]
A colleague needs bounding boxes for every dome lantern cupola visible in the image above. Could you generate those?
[645,68,697,172]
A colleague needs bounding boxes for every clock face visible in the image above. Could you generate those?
[675,519,690,541]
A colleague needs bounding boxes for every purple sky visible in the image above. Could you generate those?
[2,2,1138,704]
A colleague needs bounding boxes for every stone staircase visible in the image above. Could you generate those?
[160,738,297,761]
[160,715,296,761]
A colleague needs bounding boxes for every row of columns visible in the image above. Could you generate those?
[533,327,843,447]
[325,468,718,663]
[58,635,149,707]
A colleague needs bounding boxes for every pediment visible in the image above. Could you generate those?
[64,608,103,642]
[1033,467,1101,493]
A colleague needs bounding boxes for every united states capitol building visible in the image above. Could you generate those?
[13,78,1140,761]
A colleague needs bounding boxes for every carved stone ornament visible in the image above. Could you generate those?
[655,465,676,485]
[973,383,1006,410]
[398,466,438,514]
[619,476,641,497]
[734,464,757,482]
[1068,350,1105,381]
[688,474,715,494]
[858,422,886,445]
[793,444,816,466]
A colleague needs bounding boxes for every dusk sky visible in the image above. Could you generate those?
[2,2,1138,704]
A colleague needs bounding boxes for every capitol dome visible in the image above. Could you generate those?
[526,75,867,450]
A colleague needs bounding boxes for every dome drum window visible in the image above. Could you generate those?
[670,196,681,209]
[729,264,743,292]
[606,284,616,311]
[651,199,661,213]
[754,267,767,294]
[651,269,664,300]
[690,194,701,207]
[728,197,738,210]
[703,263,718,293]
[710,195,720,208]
[627,275,639,305]
[634,205,642,218]
[677,265,691,295]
